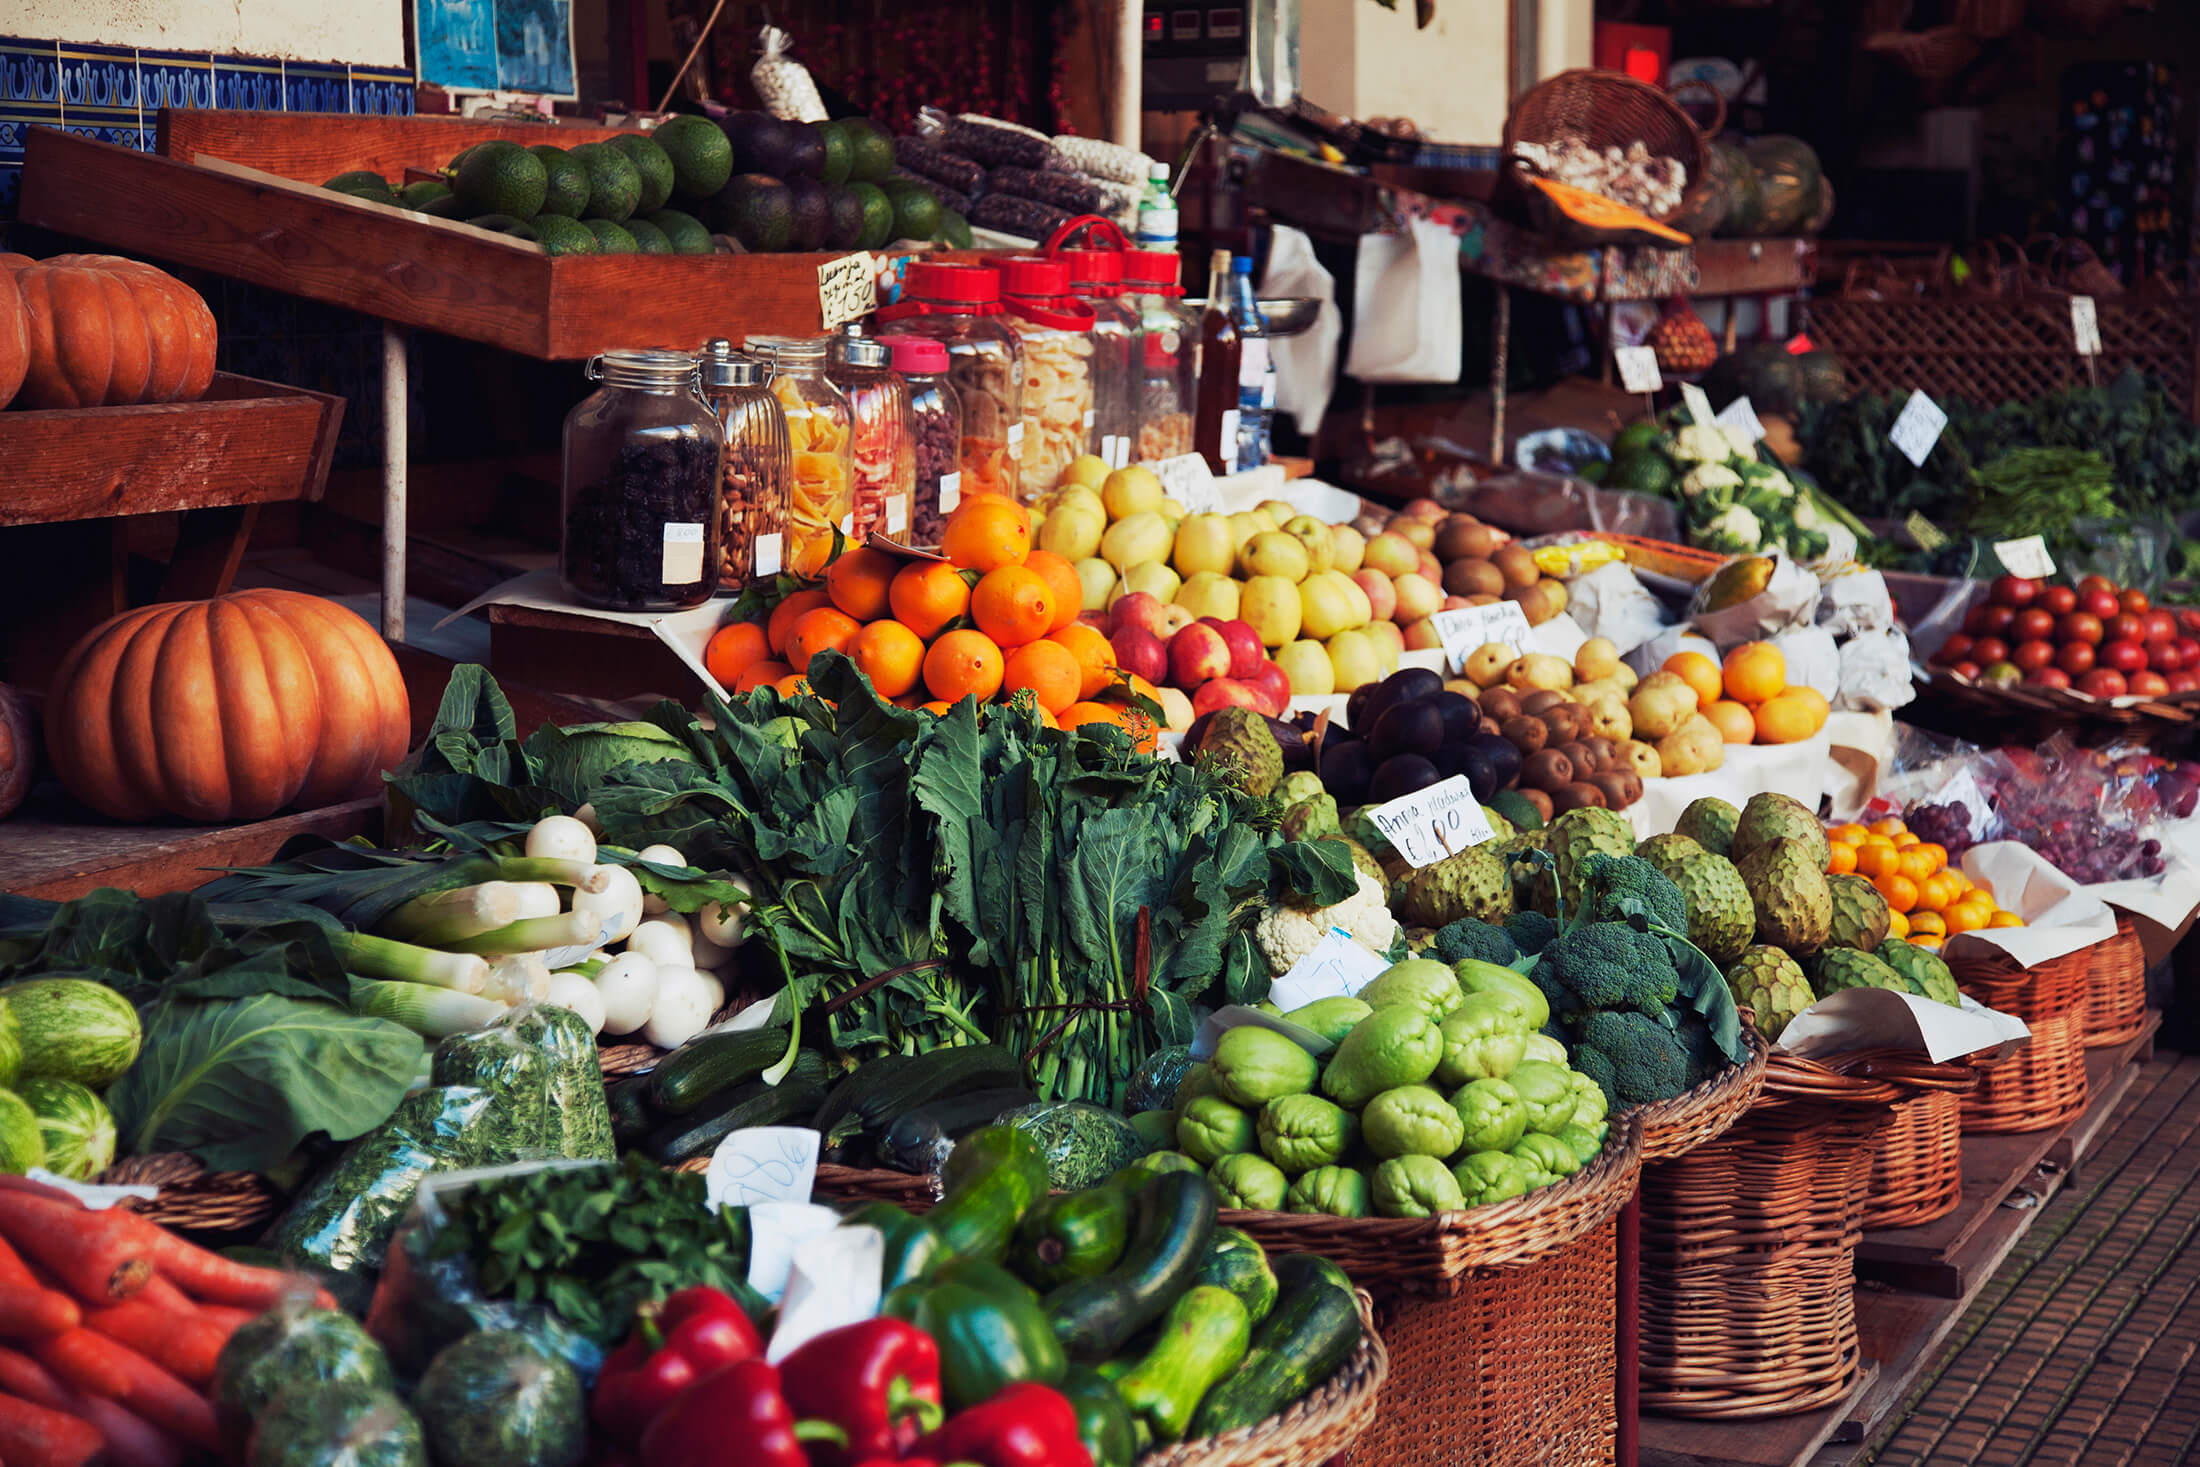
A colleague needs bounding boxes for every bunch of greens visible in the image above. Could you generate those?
[1965,447,2121,550]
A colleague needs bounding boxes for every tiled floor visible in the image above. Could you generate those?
[1863,1053,2200,1465]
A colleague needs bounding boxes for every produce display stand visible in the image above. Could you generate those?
[16,116,887,645]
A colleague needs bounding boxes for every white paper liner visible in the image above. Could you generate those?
[1942,841,2119,967]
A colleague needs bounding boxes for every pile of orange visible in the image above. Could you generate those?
[701,496,1156,750]
[1664,643,1830,746]
[1825,817,2023,951]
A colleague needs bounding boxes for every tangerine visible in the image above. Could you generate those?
[919,700,954,715]
[889,559,973,640]
[1664,651,1725,709]
[849,619,926,698]
[1722,641,1788,705]
[1832,823,1870,845]
[1002,638,1081,714]
[1855,845,1899,880]
[1913,843,1948,875]
[971,564,1056,648]
[1875,872,1919,913]
[1918,872,1962,913]
[1032,705,1060,730]
[1907,910,1948,938]
[1753,689,1827,744]
[773,673,814,696]
[939,496,1032,572]
[1020,550,1086,634]
[733,658,793,694]
[1702,699,1756,744]
[1988,911,2024,929]
[1058,700,1156,752]
[824,545,901,621]
[923,629,1005,702]
[1942,902,1986,936]
[703,621,770,688]
[1827,843,1857,875]
[1047,621,1118,699]
[1885,909,1911,941]
[767,589,833,656]
[785,606,862,672]
[1870,817,1908,837]
[1898,847,1938,884]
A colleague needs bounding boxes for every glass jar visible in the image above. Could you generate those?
[746,334,853,578]
[827,325,916,543]
[1062,247,1144,470]
[875,261,1024,504]
[1124,247,1198,462]
[560,348,724,611]
[1001,256,1098,502]
[699,339,794,591]
[883,334,962,547]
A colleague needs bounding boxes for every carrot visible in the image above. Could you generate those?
[123,1225,304,1314]
[0,1389,106,1467]
[74,1396,181,1467]
[0,1348,74,1413]
[0,1196,149,1303]
[81,1305,226,1391]
[33,1331,131,1399]
[25,1333,213,1454]
[0,1287,78,1341]
[0,1235,43,1292]
[124,1279,189,1317]
[191,1305,252,1337]
[0,1179,84,1208]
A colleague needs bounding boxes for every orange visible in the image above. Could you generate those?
[1907,910,1946,938]
[1870,817,1908,838]
[704,621,770,689]
[1918,872,1961,913]
[1874,873,1918,913]
[1942,903,1986,936]
[1059,700,1157,752]
[970,564,1057,649]
[767,589,833,656]
[773,673,814,696]
[1702,699,1756,744]
[1885,909,1911,941]
[1020,550,1085,634]
[1897,847,1937,884]
[1912,936,1943,953]
[1893,831,1920,849]
[1722,641,1788,705]
[1001,638,1081,714]
[1127,673,1162,705]
[919,700,954,715]
[849,619,926,698]
[1047,622,1118,699]
[785,606,862,672]
[824,545,901,622]
[733,658,793,694]
[889,559,973,640]
[1832,823,1870,846]
[1664,651,1724,710]
[1989,911,2024,929]
[1753,690,1827,744]
[1860,831,1895,849]
[1783,685,1831,720]
[1855,844,1899,880]
[1032,705,1059,729]
[923,629,1005,702]
[939,496,1032,572]
[1912,843,1948,876]
[1827,843,1857,875]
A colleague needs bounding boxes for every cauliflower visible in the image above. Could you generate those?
[1254,870,1399,976]
[1679,463,1743,502]
[1699,504,1763,554]
[1669,425,1733,466]
[1790,493,1820,529]
[1719,426,1761,461]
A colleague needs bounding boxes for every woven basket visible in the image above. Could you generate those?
[1500,70,1706,225]
[1953,942,2093,1022]
[2083,915,2150,1048]
[1860,1090,1967,1231]
[1141,1292,1387,1467]
[94,1154,285,1235]
[1862,26,1985,90]
[1955,0,2029,36]
[1636,1025,1772,1164]
[1960,1009,2089,1133]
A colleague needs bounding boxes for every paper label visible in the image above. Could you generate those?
[1714,396,1767,443]
[1680,381,1715,426]
[1007,422,1025,451]
[2072,296,2102,356]
[1190,1004,1335,1060]
[817,252,879,330]
[886,494,908,534]
[938,472,962,514]
[661,522,705,584]
[1270,928,1391,1010]
[1219,408,1240,454]
[746,1201,844,1304]
[1889,391,1948,467]
[768,1226,884,1364]
[1996,535,2057,579]
[1100,433,1120,468]
[1369,774,1497,868]
[706,1125,820,1211]
[1083,408,1097,430]
[1428,601,1533,675]
[1154,451,1222,513]
[754,531,784,576]
[1614,345,1663,394]
[1239,338,1269,390]
[1904,512,1949,552]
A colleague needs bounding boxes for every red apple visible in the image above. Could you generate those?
[1952,661,1983,680]
[2013,639,2057,672]
[1207,618,1267,679]
[1981,661,2023,689]
[2079,668,2129,699]
[2079,574,2118,598]
[2080,589,2120,620]
[2181,609,2200,636]
[2012,608,2056,643]
[2130,671,2171,698]
[1109,591,1169,639]
[1167,622,1233,688]
[1157,603,1195,639]
[2178,637,2200,666]
[1109,626,1169,687]
[2121,588,2151,615]
[2026,666,2072,689]
[2168,671,2200,695]
[2146,639,2183,673]
[1417,552,1443,586]
[2039,584,2078,616]
[2057,611,2103,645]
[2142,609,2177,644]
[1351,569,1398,623]
[1936,632,1976,665]
[2056,640,2097,676]
[1190,678,1264,717]
[1247,659,1293,716]
[2108,612,2146,644]
[2103,639,2148,673]
[1971,637,2010,667]
[1991,575,2038,608]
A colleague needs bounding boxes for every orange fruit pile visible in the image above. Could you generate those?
[1825,817,2022,950]
[700,497,1153,750]
[1664,644,1830,746]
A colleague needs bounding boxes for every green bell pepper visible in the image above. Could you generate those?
[1115,1285,1252,1441]
[929,1125,1051,1264]
[882,1256,1065,1410]
[839,1200,944,1290]
[1058,1365,1137,1467]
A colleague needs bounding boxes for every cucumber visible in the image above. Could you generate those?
[650,1028,794,1113]
[829,1045,1024,1143]
[605,1078,656,1149]
[928,1125,1050,1265]
[1014,1187,1132,1288]
[1193,1227,1278,1324]
[880,1087,1038,1174]
[841,1201,945,1290]
[814,1054,916,1142]
[1043,1171,1217,1363]
[644,1075,826,1163]
[1188,1252,1362,1437]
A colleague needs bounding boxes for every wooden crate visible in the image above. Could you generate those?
[0,371,344,527]
[17,116,868,359]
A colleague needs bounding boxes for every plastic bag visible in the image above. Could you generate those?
[988,165,1105,215]
[1689,551,1820,647]
[942,116,1062,172]
[1564,560,1672,658]
[431,1004,612,1162]
[431,1024,555,1153]
[997,1102,1144,1189]
[1460,471,1682,542]
[1125,1045,1196,1114]
[412,1330,587,1467]
[1051,134,1152,185]
[972,192,1072,242]
[750,26,826,122]
[894,136,987,195]
[1768,623,1840,700]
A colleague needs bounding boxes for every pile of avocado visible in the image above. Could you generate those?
[320,111,970,257]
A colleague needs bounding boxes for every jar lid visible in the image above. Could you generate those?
[879,334,950,374]
[834,323,891,369]
[1001,255,1073,298]
[904,260,1003,305]
[589,348,700,387]
[1123,249,1184,289]
[700,339,768,388]
[1060,247,1123,286]
[745,333,828,368]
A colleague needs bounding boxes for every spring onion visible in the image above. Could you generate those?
[643,966,715,1048]
[572,865,645,944]
[337,931,490,994]
[525,813,598,866]
[442,912,601,956]
[592,953,661,1036]
[352,979,509,1038]
[377,883,526,946]
[546,971,607,1035]
[483,953,553,1005]
[626,917,692,968]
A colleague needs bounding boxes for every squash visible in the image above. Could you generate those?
[0,264,26,410]
[44,590,409,823]
[0,253,217,410]
[1744,136,1824,237]
[1519,176,1692,248]
[1714,145,1762,236]
[0,684,32,821]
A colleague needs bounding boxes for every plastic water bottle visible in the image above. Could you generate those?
[1135,163,1178,252]
[1228,255,1273,470]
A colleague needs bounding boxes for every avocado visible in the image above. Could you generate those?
[816,120,853,186]
[568,142,642,223]
[784,175,832,251]
[607,132,676,213]
[841,118,894,184]
[883,179,941,243]
[624,219,675,254]
[397,179,451,210]
[824,186,867,250]
[527,145,591,218]
[708,174,793,253]
[646,208,716,256]
[420,192,471,219]
[532,215,600,256]
[452,141,547,219]
[720,110,782,173]
[936,208,973,250]
[653,114,734,200]
[778,122,826,180]
[846,181,894,250]
[467,214,540,242]
[582,218,640,254]
[323,170,397,204]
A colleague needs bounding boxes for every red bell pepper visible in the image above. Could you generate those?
[915,1382,1095,1467]
[592,1286,764,1442]
[640,1358,849,1467]
[779,1318,946,1466]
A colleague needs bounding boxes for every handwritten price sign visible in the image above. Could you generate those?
[1369,775,1496,869]
[817,252,879,330]
[1428,601,1533,676]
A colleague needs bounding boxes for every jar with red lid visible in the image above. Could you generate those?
[827,325,916,543]
[875,261,1023,504]
[1061,247,1144,471]
[1124,248,1198,462]
[1000,256,1098,502]
[881,334,962,546]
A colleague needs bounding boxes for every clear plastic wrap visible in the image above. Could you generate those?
[894,136,987,196]
[973,193,1073,242]
[889,168,975,219]
[433,1004,615,1162]
[1052,135,1154,186]
[412,1330,587,1467]
[989,165,1106,215]
[942,116,1062,171]
[998,1102,1145,1189]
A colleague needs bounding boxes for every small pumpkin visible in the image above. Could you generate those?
[0,253,217,410]
[0,684,33,821]
[44,590,409,823]
[0,265,26,410]
[1520,176,1692,248]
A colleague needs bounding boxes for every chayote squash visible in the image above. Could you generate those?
[1281,996,1372,1045]
[1450,1078,1527,1154]
[1360,1084,1465,1160]
[1256,1094,1357,1176]
[1209,1027,1318,1108]
[1208,1153,1289,1211]
[1452,1150,1531,1208]
[1372,1154,1465,1218]
[1356,959,1462,1022]
[1435,994,1529,1088]
[1284,1165,1370,1219]
[1320,1007,1441,1110]
[1507,1061,1582,1136]
[1177,1096,1257,1166]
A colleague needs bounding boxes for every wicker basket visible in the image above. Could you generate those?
[1955,0,2029,37]
[1960,1009,2090,1133]
[1860,1090,1967,1231]
[2083,915,2150,1048]
[1142,1292,1387,1467]
[1500,70,1706,225]
[95,1154,285,1235]
[1636,1025,1773,1164]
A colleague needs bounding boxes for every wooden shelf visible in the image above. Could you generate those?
[1640,1371,1876,1467]
[0,793,383,901]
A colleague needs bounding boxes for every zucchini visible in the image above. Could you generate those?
[1043,1171,1217,1363]
[650,1028,794,1114]
[928,1125,1050,1265]
[1188,1252,1362,1437]
[605,1078,656,1149]
[831,1045,1025,1142]
[1014,1187,1132,1288]
[814,1054,916,1142]
[880,1087,1037,1174]
[1192,1227,1277,1323]
[644,1076,827,1163]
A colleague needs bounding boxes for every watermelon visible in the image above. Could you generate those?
[1736,343,1804,415]
[1796,351,1848,403]
[1715,145,1762,236]
[1746,136,1824,236]
[0,1092,44,1175]
[2,979,140,1087]
[16,1078,114,1180]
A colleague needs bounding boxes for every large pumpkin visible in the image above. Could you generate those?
[0,684,32,821]
[0,266,26,410]
[44,590,409,823]
[1744,136,1825,237]
[0,253,217,411]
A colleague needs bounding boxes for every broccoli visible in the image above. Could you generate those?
[1534,923,1679,1023]
[1576,854,1688,934]
[1431,918,1520,968]
[1572,1009,1693,1106]
[1503,910,1559,956]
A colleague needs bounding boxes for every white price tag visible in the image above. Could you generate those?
[707,1125,820,1211]
[768,1226,884,1364]
[885,494,908,534]
[1615,346,1663,395]
[753,531,784,577]
[1428,601,1533,676]
[2072,296,2102,356]
[816,252,879,330]
[1714,396,1767,443]
[1888,390,1948,467]
[746,1200,843,1305]
[1100,434,1121,468]
[661,521,705,584]
[937,471,962,515]
[1995,535,2057,580]
[1269,928,1391,1011]
[1153,452,1223,513]
[1680,381,1715,426]
[1369,775,1496,868]
[1007,422,1025,451]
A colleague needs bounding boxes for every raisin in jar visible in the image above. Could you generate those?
[1061,246,1144,471]
[1000,256,1098,502]
[826,325,916,543]
[874,261,1024,503]
[699,340,794,591]
[746,334,853,577]
[560,349,724,611]
[882,334,962,547]
[1125,248,1198,462]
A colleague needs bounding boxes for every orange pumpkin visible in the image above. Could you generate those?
[45,590,410,823]
[0,264,26,410]
[1,253,217,410]
[0,684,32,821]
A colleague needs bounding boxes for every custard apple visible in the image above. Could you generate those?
[1530,807,1636,918]
[1396,844,1514,928]
[1193,708,1283,798]
[1724,945,1813,1039]
[1637,833,1707,878]
[1736,837,1832,956]
[1731,792,1831,870]
[1878,938,1962,1007]
[1281,793,1341,842]
[1674,797,1741,858]
[1667,853,1756,964]
[1811,945,1911,999]
[1826,873,1891,952]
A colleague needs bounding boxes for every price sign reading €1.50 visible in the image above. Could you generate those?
[1369,775,1496,869]
[1429,600,1533,677]
[817,252,879,330]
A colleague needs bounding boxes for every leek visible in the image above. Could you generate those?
[442,912,601,956]
[352,979,509,1038]
[377,882,526,946]
[496,856,610,893]
[338,931,490,995]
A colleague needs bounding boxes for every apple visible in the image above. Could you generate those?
[1364,619,1405,660]
[1952,661,1983,680]
[1324,628,1386,692]
[2079,574,2117,598]
[2143,609,2177,644]
[1153,685,1196,731]
[1167,622,1232,688]
[1417,552,1443,586]
[1208,618,1267,679]
[1361,531,1421,579]
[1274,639,1336,695]
[2026,666,2072,689]
[2012,608,2056,643]
[2108,612,2145,644]
[2168,670,2200,695]
[1400,617,1444,652]
[2146,639,2183,673]
[1991,575,2038,607]
[2014,639,2057,672]
[2079,668,2129,699]
[1109,626,1169,687]
[1971,637,2010,667]
[1247,659,1293,716]
[1328,524,1366,574]
[2121,587,2151,615]
[1403,497,1447,521]
[2103,639,2148,673]
[1441,595,1472,611]
[2057,611,2103,645]
[2040,584,2078,616]
[1390,517,1436,552]
[1173,571,1241,623]
[2179,637,2200,666]
[1109,591,1168,639]
[2080,589,2120,620]
[1351,569,1398,622]
[1190,678,1264,717]
[1156,603,1195,639]
[1392,572,1444,623]
[2056,640,2096,676]
[1980,661,2022,689]
[2131,670,2171,698]
[1936,632,1976,665]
